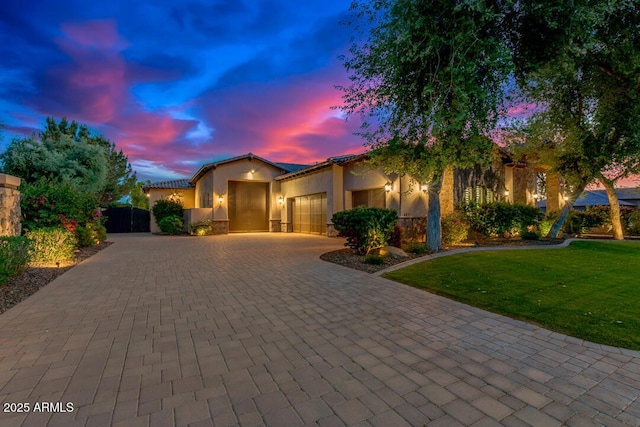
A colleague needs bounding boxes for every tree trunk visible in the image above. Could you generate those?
[599,174,624,240]
[547,180,589,238]
[426,173,443,252]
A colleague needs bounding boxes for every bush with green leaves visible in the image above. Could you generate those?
[404,241,430,254]
[441,211,469,245]
[190,220,213,236]
[152,198,183,227]
[25,228,77,263]
[158,215,183,235]
[627,210,640,235]
[20,178,100,232]
[563,209,608,235]
[364,254,385,265]
[461,202,541,238]
[331,207,398,255]
[0,237,31,284]
[76,221,107,247]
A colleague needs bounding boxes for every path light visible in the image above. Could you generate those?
[421,183,428,193]
[384,182,392,192]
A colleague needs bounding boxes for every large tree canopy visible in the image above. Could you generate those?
[338,0,514,250]
[510,0,640,238]
[1,117,137,206]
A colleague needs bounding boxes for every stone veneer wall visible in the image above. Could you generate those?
[211,220,229,234]
[398,217,427,242]
[269,220,281,232]
[0,174,22,237]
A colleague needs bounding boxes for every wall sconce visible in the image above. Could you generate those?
[384,182,392,193]
[278,196,284,205]
[249,169,256,175]
[218,195,224,205]
[532,193,539,200]
[504,190,510,197]
[563,194,569,201]
[420,184,428,193]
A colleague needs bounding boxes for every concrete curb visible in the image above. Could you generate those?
[373,237,639,276]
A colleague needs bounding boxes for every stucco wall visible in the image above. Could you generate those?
[195,170,214,208]
[208,159,284,223]
[0,174,21,237]
[148,188,195,233]
[280,167,335,230]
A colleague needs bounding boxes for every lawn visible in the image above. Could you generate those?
[383,240,640,350]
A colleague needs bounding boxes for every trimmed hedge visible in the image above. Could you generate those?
[0,236,31,284]
[332,207,398,255]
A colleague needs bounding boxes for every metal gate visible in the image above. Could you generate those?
[104,207,150,233]
[228,181,269,232]
[292,193,327,235]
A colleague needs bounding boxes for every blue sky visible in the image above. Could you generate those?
[0,0,366,181]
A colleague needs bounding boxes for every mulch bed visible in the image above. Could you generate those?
[0,241,113,315]
[320,238,564,274]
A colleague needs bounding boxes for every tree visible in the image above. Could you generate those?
[130,181,150,210]
[1,133,108,194]
[510,0,640,239]
[338,0,514,250]
[40,117,137,206]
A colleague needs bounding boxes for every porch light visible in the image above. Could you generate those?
[218,195,224,205]
[420,184,428,193]
[384,182,392,193]
[278,196,284,205]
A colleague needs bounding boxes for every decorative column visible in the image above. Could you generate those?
[0,174,22,237]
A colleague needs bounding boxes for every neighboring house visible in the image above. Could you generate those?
[144,150,544,236]
[537,188,640,212]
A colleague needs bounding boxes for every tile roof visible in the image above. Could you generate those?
[143,179,194,191]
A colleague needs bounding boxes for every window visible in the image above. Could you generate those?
[352,188,385,208]
[463,186,496,204]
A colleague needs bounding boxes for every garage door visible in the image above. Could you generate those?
[292,193,327,235]
[228,181,269,232]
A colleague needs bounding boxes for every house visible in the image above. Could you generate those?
[143,149,546,236]
[537,187,640,212]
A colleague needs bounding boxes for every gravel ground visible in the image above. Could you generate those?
[0,241,112,315]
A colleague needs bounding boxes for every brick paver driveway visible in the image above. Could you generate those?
[1,233,639,427]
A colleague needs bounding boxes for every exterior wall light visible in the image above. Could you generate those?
[420,184,428,193]
[504,190,510,197]
[278,196,284,205]
[532,193,539,200]
[384,182,392,192]
[218,195,224,205]
[563,194,569,201]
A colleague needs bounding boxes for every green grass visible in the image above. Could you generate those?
[383,241,640,350]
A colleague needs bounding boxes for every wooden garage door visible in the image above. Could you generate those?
[292,193,327,235]
[228,181,269,232]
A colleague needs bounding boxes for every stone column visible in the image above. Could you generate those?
[0,174,22,237]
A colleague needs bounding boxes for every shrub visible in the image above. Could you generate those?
[521,230,540,240]
[462,202,541,238]
[563,209,607,235]
[20,178,99,232]
[627,210,640,235]
[26,227,77,263]
[331,207,398,255]
[152,199,183,226]
[0,237,31,284]
[190,220,213,236]
[158,215,183,235]
[441,211,469,245]
[364,254,385,265]
[405,242,429,254]
[76,221,107,247]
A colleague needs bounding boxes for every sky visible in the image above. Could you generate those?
[0,0,367,181]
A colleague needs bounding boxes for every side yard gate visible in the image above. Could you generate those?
[104,207,150,233]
